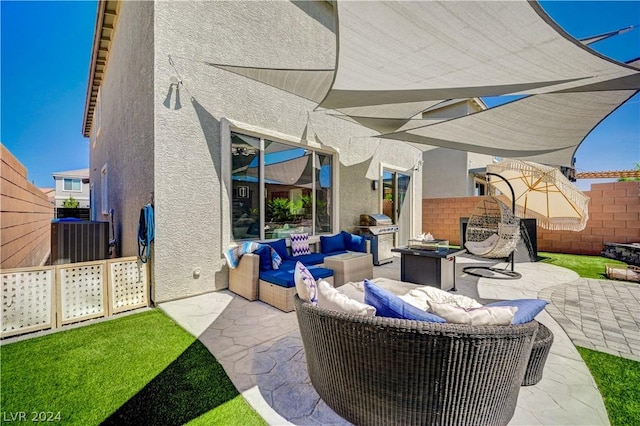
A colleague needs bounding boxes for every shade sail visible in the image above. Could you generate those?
[380,58,640,167]
[380,89,638,167]
[318,0,640,112]
[211,0,640,157]
[212,2,638,122]
[486,159,590,231]
[212,65,333,103]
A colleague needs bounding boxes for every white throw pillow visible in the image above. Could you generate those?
[294,261,317,305]
[427,301,517,325]
[317,280,376,316]
[399,286,482,311]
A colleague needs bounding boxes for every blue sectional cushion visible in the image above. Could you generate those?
[484,299,549,324]
[260,266,333,288]
[265,238,289,261]
[364,279,446,323]
[292,252,326,266]
[320,234,346,254]
[341,231,367,252]
[260,270,296,288]
[254,245,272,271]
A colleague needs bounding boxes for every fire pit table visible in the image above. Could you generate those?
[391,246,465,291]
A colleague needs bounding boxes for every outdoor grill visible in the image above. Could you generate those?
[358,214,398,265]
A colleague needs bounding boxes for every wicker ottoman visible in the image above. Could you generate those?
[522,322,554,386]
[324,252,373,287]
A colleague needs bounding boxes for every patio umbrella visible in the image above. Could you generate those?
[486,159,590,231]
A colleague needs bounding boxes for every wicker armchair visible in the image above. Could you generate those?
[294,295,538,426]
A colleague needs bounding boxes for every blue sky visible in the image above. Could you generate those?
[1,1,639,191]
[2,0,97,188]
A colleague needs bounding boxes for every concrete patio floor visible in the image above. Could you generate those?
[159,254,639,425]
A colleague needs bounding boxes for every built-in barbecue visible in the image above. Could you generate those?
[358,214,398,266]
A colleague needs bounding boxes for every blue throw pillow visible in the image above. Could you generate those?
[320,234,346,254]
[341,231,366,252]
[254,245,272,271]
[265,238,289,260]
[484,299,549,324]
[363,279,446,323]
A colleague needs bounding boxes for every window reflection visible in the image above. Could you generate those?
[231,132,333,240]
[264,140,313,239]
[231,134,260,240]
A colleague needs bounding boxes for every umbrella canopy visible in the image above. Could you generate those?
[486,159,590,231]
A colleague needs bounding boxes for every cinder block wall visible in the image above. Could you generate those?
[1,144,54,268]
[422,181,640,256]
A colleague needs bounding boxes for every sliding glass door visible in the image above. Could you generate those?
[382,169,412,247]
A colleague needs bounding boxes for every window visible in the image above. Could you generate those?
[231,131,333,240]
[63,178,82,192]
[474,178,487,196]
[101,164,109,215]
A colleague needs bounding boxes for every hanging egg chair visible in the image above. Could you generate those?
[464,196,521,258]
[463,195,522,279]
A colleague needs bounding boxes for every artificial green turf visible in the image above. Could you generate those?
[538,251,627,279]
[0,310,266,426]
[577,347,640,426]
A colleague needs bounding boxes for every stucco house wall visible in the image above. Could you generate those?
[87,1,422,303]
[421,101,494,198]
[89,1,154,261]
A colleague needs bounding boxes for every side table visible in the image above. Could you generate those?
[324,252,373,287]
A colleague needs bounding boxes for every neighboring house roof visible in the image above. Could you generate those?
[83,0,120,137]
[52,168,90,179]
[40,188,55,203]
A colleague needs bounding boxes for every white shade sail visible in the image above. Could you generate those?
[211,0,640,156]
[318,0,640,112]
[380,87,639,167]
[212,65,333,103]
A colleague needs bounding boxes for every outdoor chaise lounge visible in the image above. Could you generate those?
[294,295,539,425]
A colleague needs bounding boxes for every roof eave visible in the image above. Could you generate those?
[82,1,119,138]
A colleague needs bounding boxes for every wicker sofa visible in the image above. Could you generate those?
[294,295,539,426]
[228,232,370,311]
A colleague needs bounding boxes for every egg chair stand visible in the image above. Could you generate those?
[463,172,522,280]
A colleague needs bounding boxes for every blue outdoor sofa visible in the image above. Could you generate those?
[228,231,369,311]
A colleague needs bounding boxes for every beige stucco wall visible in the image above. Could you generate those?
[151,1,422,302]
[89,1,154,260]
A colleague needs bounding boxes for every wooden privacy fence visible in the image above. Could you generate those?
[1,256,149,339]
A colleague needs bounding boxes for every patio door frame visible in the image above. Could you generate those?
[378,163,415,247]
